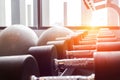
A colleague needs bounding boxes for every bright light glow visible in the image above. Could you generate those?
[5,0,11,26]
[49,0,81,26]
[94,1,107,6]
[91,8,107,26]
[50,0,64,26]
[67,0,81,26]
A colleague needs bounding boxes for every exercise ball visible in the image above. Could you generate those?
[37,26,74,45]
[0,24,38,56]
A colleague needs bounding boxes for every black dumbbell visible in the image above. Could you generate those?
[54,51,120,80]
[0,55,39,80]
[28,45,58,76]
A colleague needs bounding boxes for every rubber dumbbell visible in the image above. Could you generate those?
[28,45,58,76]
[97,37,117,42]
[75,30,88,38]
[0,24,38,56]
[47,40,68,59]
[54,51,120,80]
[73,44,96,50]
[74,38,118,51]
[66,50,94,58]
[0,55,39,80]
[67,32,85,45]
[79,40,96,45]
[47,40,96,59]
[69,41,120,58]
[55,31,86,50]
[97,42,120,51]
[37,27,74,46]
[97,30,115,38]
[66,30,88,45]
[56,36,74,50]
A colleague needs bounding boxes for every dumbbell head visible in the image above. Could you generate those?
[0,24,38,56]
[37,27,73,46]
[97,31,115,38]
[56,36,74,50]
[66,50,93,58]
[0,55,39,80]
[79,40,96,45]
[97,37,117,42]
[47,40,68,59]
[73,45,96,50]
[94,51,120,80]
[29,45,57,76]
[55,51,120,80]
[97,42,120,51]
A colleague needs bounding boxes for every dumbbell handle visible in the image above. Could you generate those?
[31,74,95,80]
[55,58,94,68]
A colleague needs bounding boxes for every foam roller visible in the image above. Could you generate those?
[28,45,57,76]
[0,55,39,80]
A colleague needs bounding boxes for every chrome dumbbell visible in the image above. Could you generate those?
[31,74,95,80]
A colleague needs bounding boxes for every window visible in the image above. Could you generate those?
[0,0,38,27]
[0,0,120,28]
[91,8,107,26]
[42,0,120,27]
[42,0,82,26]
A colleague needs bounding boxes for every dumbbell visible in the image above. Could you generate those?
[67,41,120,57]
[47,40,68,59]
[56,36,74,50]
[49,29,97,52]
[55,30,90,50]
[37,27,74,46]
[97,37,117,42]
[31,74,95,80]
[47,39,96,59]
[0,55,39,80]
[66,50,94,58]
[28,45,58,76]
[67,30,88,45]
[54,51,120,80]
[46,38,120,59]
[97,42,120,51]
[0,24,38,56]
[72,31,97,50]
[97,29,115,38]
[73,44,96,50]
[74,37,118,51]
[82,34,97,41]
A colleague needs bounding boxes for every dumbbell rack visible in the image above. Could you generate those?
[32,28,120,80]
